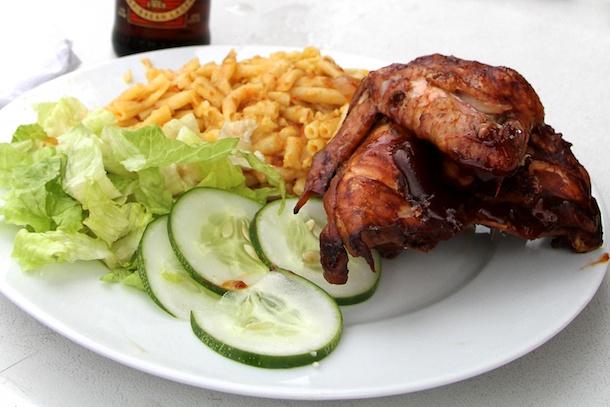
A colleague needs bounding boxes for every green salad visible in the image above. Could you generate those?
[0,96,285,286]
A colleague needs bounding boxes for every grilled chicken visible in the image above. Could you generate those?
[296,54,602,284]
[473,124,602,253]
[320,121,473,284]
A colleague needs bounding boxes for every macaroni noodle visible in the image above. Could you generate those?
[106,47,368,196]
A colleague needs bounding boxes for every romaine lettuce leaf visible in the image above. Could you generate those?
[81,179,131,246]
[133,167,174,215]
[162,113,200,143]
[11,123,48,143]
[105,202,152,270]
[0,140,34,188]
[12,228,112,271]
[56,123,122,204]
[34,96,89,138]
[103,124,239,172]
[81,107,117,135]
[0,147,83,233]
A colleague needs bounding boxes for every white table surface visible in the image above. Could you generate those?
[2,0,610,406]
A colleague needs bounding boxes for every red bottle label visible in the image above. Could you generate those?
[125,0,196,27]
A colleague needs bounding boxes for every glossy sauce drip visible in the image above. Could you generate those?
[583,252,610,269]
[392,133,472,231]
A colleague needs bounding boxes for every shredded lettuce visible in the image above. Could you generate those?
[0,96,286,283]
[102,124,239,172]
[0,140,36,188]
[57,123,123,203]
[12,229,113,271]
[33,96,90,138]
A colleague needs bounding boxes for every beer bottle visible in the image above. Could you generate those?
[112,0,211,56]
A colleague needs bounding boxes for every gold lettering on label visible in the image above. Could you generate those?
[126,0,196,23]
[147,0,167,10]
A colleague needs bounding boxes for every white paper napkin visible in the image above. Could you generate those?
[0,14,80,108]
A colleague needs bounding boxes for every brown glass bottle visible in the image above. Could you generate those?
[112,0,211,56]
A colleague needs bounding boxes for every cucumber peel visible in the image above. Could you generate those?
[168,187,268,295]
[191,269,342,369]
[138,215,220,320]
[250,197,382,305]
[138,188,344,368]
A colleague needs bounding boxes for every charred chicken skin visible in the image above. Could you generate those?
[319,121,474,284]
[473,124,602,253]
[297,54,545,205]
[296,54,602,284]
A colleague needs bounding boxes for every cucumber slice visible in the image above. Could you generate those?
[139,215,342,368]
[138,215,220,320]
[191,269,342,369]
[250,197,382,305]
[168,187,268,295]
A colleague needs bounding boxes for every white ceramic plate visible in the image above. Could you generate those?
[0,45,607,401]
